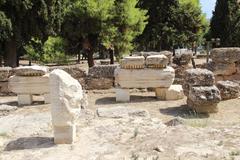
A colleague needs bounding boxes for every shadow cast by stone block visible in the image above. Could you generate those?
[0,100,45,107]
[4,137,54,151]
[160,105,210,119]
[95,95,158,105]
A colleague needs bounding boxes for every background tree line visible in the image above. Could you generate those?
[1,0,238,68]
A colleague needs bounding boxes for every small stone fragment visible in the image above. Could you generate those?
[216,81,240,100]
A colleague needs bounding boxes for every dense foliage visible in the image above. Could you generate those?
[62,0,147,67]
[136,0,208,51]
[0,0,66,67]
[210,0,240,47]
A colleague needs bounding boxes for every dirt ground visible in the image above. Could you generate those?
[0,90,240,160]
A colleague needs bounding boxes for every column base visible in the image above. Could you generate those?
[18,94,33,105]
[53,125,76,144]
[115,88,130,102]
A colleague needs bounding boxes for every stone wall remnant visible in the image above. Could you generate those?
[216,80,240,100]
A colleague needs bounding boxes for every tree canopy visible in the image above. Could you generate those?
[136,0,208,51]
[210,0,240,47]
[0,0,66,67]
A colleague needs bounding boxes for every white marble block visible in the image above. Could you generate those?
[18,94,33,105]
[50,69,86,144]
[115,66,175,89]
[120,56,145,69]
[165,85,184,100]
[8,75,49,94]
[115,88,130,102]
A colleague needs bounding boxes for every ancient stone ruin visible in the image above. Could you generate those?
[208,48,240,82]
[0,67,12,95]
[49,69,88,144]
[183,68,221,113]
[114,54,184,102]
[8,66,50,105]
[216,80,240,100]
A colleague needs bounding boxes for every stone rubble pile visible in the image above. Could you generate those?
[0,67,13,95]
[86,64,118,90]
[172,51,193,84]
[208,48,240,81]
[216,80,240,100]
[8,66,50,105]
[183,69,221,113]
[115,54,184,102]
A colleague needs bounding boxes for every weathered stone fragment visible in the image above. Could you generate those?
[97,106,149,118]
[138,51,173,64]
[173,51,193,65]
[120,56,145,69]
[88,65,118,78]
[184,69,215,86]
[14,66,48,76]
[50,69,87,144]
[115,66,175,88]
[146,55,168,68]
[187,86,221,113]
[0,67,12,81]
[165,85,184,100]
[211,48,240,63]
[85,77,113,90]
[8,75,49,94]
[216,80,240,100]
[207,62,237,76]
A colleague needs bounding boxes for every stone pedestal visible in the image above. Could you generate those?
[165,85,184,100]
[116,88,130,102]
[50,69,87,144]
[53,125,76,144]
[18,94,33,105]
[155,88,167,100]
[44,93,51,104]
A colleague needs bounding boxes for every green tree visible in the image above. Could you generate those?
[136,0,207,51]
[62,0,147,67]
[112,0,148,58]
[210,0,240,46]
[0,0,66,67]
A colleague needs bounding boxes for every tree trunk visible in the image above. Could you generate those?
[0,55,2,67]
[109,49,114,64]
[87,49,94,68]
[77,52,81,64]
[4,39,17,67]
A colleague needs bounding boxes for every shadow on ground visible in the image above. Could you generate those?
[4,137,54,151]
[0,101,45,107]
[160,105,209,119]
[95,95,159,105]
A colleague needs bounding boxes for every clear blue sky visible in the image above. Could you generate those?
[200,0,216,19]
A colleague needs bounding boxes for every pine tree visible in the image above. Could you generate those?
[210,0,240,46]
[0,0,66,67]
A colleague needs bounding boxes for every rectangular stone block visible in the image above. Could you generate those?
[184,68,215,86]
[8,75,49,94]
[18,94,33,105]
[120,56,145,69]
[146,55,168,68]
[115,66,175,89]
[155,88,168,100]
[53,125,76,144]
[14,66,48,76]
[115,88,130,102]
[211,48,240,63]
